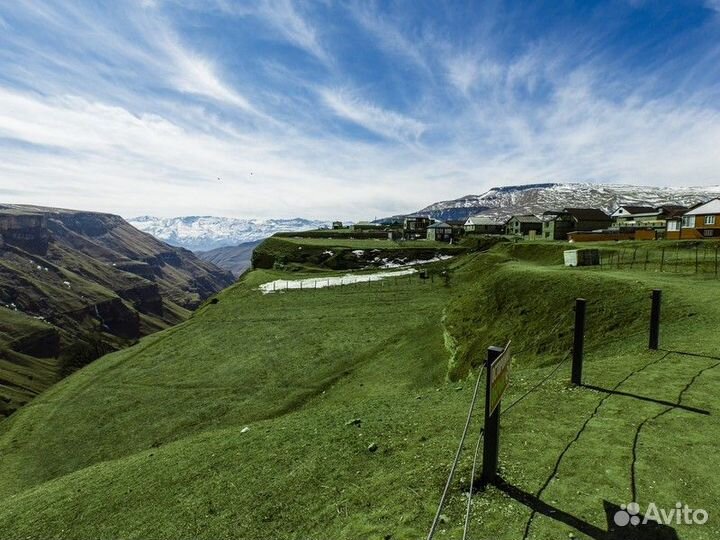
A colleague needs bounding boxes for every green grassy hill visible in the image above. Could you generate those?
[252,235,466,271]
[0,204,234,416]
[0,242,718,539]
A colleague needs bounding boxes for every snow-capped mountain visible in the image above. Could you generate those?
[414,183,720,221]
[128,216,330,251]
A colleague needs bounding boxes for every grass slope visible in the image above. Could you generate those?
[0,243,719,539]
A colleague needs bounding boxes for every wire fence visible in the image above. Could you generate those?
[427,288,697,539]
[259,268,452,294]
[598,242,720,276]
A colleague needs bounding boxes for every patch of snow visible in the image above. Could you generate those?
[259,269,417,294]
[128,216,332,251]
[323,250,334,256]
[352,250,365,256]
[375,255,454,269]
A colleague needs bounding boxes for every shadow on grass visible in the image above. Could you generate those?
[494,477,680,539]
[660,349,720,362]
[580,384,710,415]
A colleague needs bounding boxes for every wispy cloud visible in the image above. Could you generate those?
[256,0,331,65]
[346,3,430,73]
[158,32,254,110]
[0,0,719,220]
[444,53,502,95]
[319,87,426,143]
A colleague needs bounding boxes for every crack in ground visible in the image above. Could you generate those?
[630,358,720,501]
[521,352,672,540]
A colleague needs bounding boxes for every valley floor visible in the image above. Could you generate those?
[0,242,719,539]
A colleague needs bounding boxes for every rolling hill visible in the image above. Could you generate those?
[0,239,718,538]
[0,204,234,416]
[196,241,261,277]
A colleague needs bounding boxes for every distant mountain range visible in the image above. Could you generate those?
[0,204,234,416]
[412,183,720,221]
[195,241,261,277]
[128,216,331,252]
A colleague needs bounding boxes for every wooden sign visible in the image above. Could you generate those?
[488,342,511,415]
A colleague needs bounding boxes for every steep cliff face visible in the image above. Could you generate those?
[0,204,235,417]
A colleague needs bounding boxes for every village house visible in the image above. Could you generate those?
[542,208,613,240]
[610,206,658,229]
[426,221,453,242]
[505,215,542,238]
[447,220,466,238]
[667,199,720,239]
[464,215,505,235]
[403,215,432,239]
[659,206,688,239]
[349,220,380,231]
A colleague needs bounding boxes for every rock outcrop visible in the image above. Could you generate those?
[0,204,235,416]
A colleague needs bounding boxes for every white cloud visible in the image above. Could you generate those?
[159,34,254,110]
[347,4,429,72]
[0,88,435,219]
[1,0,720,222]
[319,88,426,142]
[445,53,502,95]
[257,0,330,64]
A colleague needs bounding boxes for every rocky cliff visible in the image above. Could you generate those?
[0,204,235,416]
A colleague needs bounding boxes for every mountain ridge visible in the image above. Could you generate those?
[0,203,234,416]
[129,216,331,251]
[413,182,720,221]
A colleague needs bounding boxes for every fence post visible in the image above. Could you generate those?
[571,298,586,385]
[660,247,665,272]
[481,346,503,486]
[715,246,718,278]
[649,289,662,350]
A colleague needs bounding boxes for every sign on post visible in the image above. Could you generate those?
[481,342,511,486]
[488,343,512,415]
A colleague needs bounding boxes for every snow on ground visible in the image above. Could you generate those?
[374,255,454,269]
[259,269,417,294]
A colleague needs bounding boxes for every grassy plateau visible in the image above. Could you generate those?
[0,240,718,539]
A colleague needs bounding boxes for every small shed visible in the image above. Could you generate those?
[564,249,600,267]
[427,222,453,242]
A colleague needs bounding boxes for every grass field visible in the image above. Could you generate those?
[0,242,719,539]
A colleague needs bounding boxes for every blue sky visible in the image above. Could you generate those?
[0,0,719,220]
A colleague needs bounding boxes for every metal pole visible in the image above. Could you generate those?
[571,298,586,385]
[481,346,503,486]
[649,289,662,350]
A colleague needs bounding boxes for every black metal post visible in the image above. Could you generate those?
[571,298,586,386]
[649,289,662,350]
[481,346,503,486]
